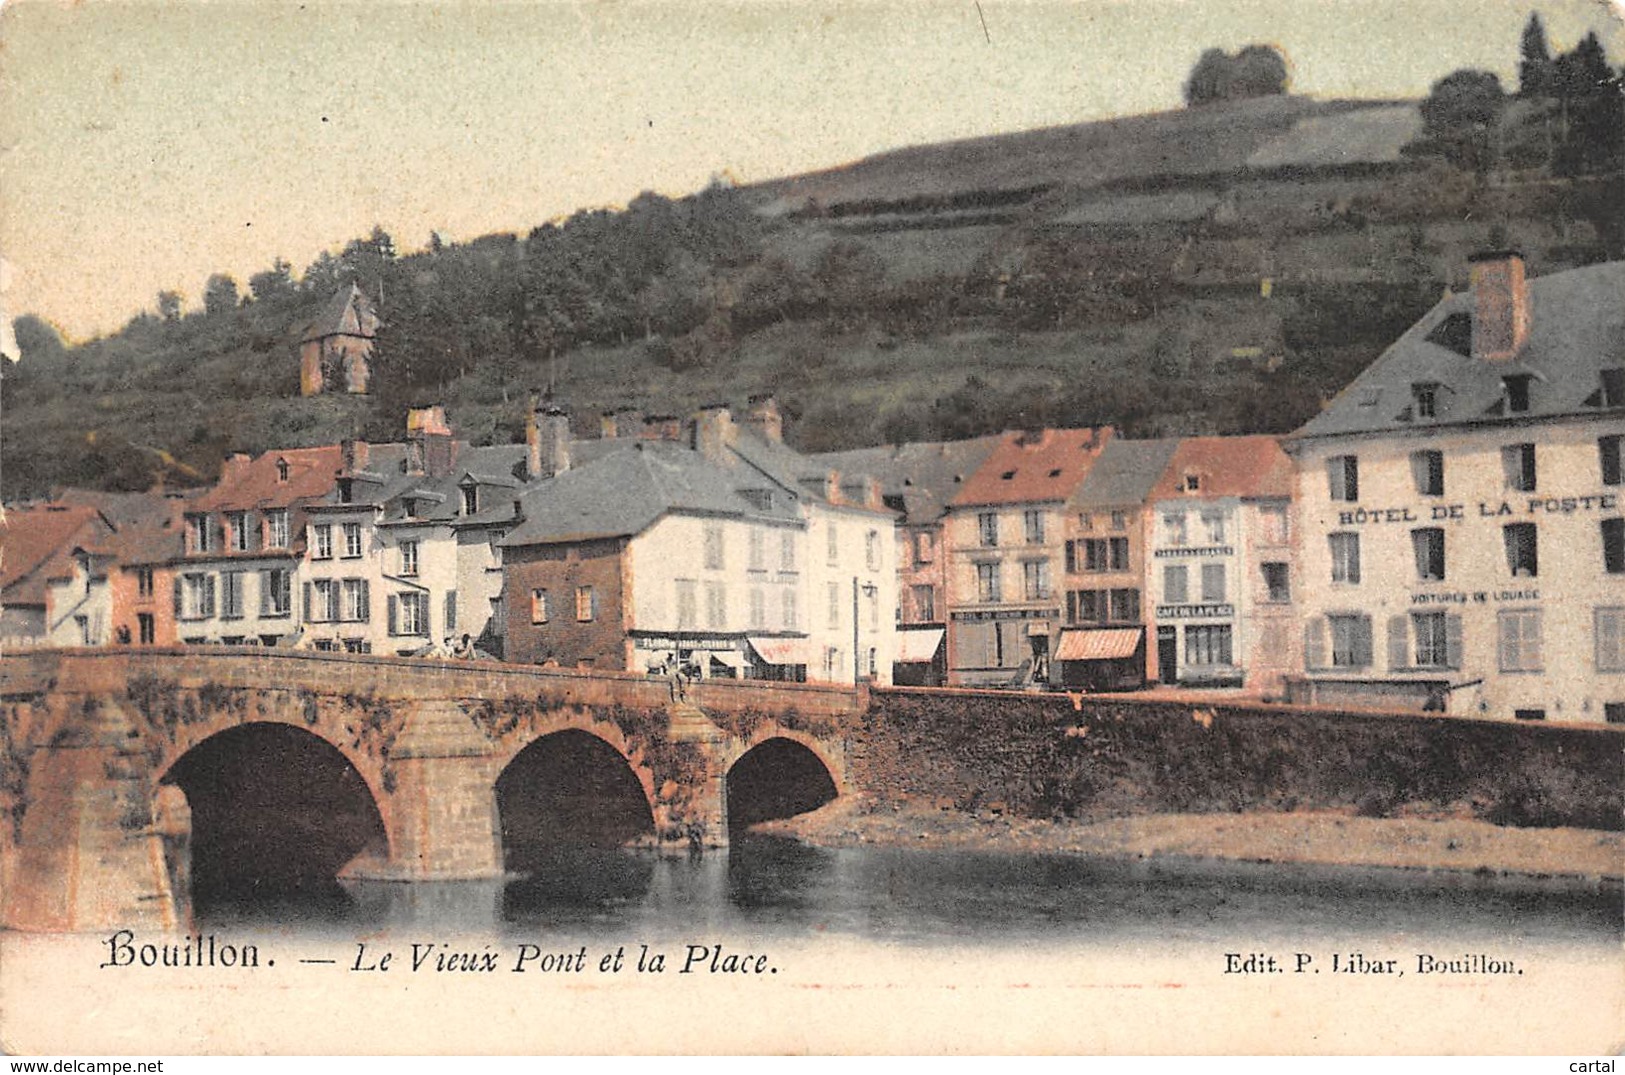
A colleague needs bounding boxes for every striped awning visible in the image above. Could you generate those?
[895,628,945,663]
[748,637,809,666]
[1054,627,1142,662]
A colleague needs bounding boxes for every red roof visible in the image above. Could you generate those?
[194,445,344,512]
[1148,436,1293,501]
[951,427,1115,507]
[1,505,114,607]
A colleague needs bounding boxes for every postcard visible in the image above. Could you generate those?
[1,0,1621,1056]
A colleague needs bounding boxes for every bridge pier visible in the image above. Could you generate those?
[3,699,179,933]
[359,700,503,880]
[666,702,730,848]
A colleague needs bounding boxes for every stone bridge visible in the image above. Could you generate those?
[0,648,861,932]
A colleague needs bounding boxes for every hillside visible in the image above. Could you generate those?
[3,94,1620,499]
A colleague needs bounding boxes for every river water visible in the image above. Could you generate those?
[195,835,1622,951]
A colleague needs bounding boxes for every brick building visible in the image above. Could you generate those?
[299,283,379,396]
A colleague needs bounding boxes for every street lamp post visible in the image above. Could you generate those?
[852,577,877,684]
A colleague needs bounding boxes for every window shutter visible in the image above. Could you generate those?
[1304,618,1326,670]
[387,595,398,636]
[303,583,312,621]
[1445,614,1463,670]
[1387,615,1409,671]
[1354,616,1373,668]
[203,576,216,618]
[1501,446,1519,489]
[359,580,371,623]
[445,591,457,632]
[1410,452,1426,493]
[1325,458,1339,499]
[173,577,183,617]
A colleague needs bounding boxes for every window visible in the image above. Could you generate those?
[1023,510,1045,544]
[1501,443,1536,492]
[576,586,597,623]
[342,638,371,655]
[1163,512,1188,546]
[913,531,935,564]
[181,574,215,619]
[186,514,214,554]
[781,589,798,630]
[1498,609,1543,672]
[341,578,370,622]
[276,458,290,482]
[227,511,251,552]
[1412,528,1446,581]
[444,592,457,633]
[337,478,354,504]
[1109,537,1130,571]
[1109,588,1140,623]
[1163,564,1188,604]
[1110,511,1127,531]
[826,522,839,565]
[868,588,879,628]
[1184,624,1233,667]
[1602,436,1623,486]
[1023,560,1051,600]
[1411,450,1445,497]
[1502,375,1532,413]
[1412,612,1449,668]
[461,485,478,515]
[1083,539,1108,572]
[780,532,797,571]
[1069,589,1105,624]
[912,584,936,622]
[392,592,428,637]
[1608,704,1625,725]
[1329,532,1361,584]
[704,524,724,570]
[1184,474,1202,493]
[1262,562,1290,603]
[1597,609,1625,672]
[220,571,244,619]
[976,562,1001,603]
[310,579,338,622]
[978,513,999,547]
[866,530,882,570]
[1411,382,1439,418]
[342,522,363,559]
[827,582,841,627]
[1200,510,1227,545]
[402,499,418,519]
[1514,709,1546,722]
[1200,563,1226,603]
[749,587,766,629]
[1326,456,1359,502]
[748,529,765,571]
[265,509,289,549]
[1503,523,1538,577]
[1328,614,1373,668]
[1077,513,1093,532]
[136,567,154,598]
[676,581,697,629]
[312,524,333,560]
[137,613,155,645]
[1258,504,1290,544]
[1606,518,1625,575]
[530,588,549,624]
[399,541,419,577]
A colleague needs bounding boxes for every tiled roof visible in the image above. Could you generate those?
[951,427,1115,508]
[1148,435,1294,500]
[300,283,380,344]
[1293,261,1625,441]
[810,436,1003,524]
[1070,438,1182,509]
[1,504,113,607]
[195,445,345,511]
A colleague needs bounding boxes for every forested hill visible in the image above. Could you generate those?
[4,87,1620,499]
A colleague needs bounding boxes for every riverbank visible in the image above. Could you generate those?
[755,798,1625,886]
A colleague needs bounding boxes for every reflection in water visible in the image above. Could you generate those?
[726,836,835,912]
[503,847,656,925]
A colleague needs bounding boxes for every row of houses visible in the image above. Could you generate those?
[3,254,1621,722]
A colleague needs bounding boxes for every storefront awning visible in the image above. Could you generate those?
[748,637,810,666]
[1054,627,1142,662]
[895,628,945,663]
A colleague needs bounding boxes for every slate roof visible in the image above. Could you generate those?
[951,427,1115,508]
[1293,261,1625,441]
[501,440,803,548]
[1,504,114,607]
[1070,438,1182,510]
[1147,436,1294,501]
[300,283,380,344]
[810,436,1002,524]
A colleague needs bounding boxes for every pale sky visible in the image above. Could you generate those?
[1,0,1621,343]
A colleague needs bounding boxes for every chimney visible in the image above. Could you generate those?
[406,405,455,477]
[600,407,645,440]
[690,404,737,462]
[641,415,682,441]
[745,394,784,443]
[340,438,370,474]
[1468,251,1532,363]
[527,403,571,479]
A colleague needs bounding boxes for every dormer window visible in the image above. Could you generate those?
[403,498,417,518]
[276,458,290,483]
[1502,375,1532,414]
[461,484,478,515]
[1602,369,1624,408]
[1184,474,1201,492]
[1411,382,1440,419]
[1001,470,1017,481]
[337,478,354,504]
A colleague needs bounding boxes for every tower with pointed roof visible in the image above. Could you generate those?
[299,282,380,396]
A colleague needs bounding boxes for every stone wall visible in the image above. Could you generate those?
[857,687,1624,830]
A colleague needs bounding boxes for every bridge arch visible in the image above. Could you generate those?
[157,721,390,908]
[494,727,658,871]
[724,731,841,836]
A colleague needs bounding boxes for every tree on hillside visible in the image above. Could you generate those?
[11,315,64,363]
[203,273,240,317]
[1519,13,1553,96]
[248,258,294,303]
[1183,44,1288,106]
[156,290,183,322]
[1552,31,1623,176]
[1418,69,1507,174]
